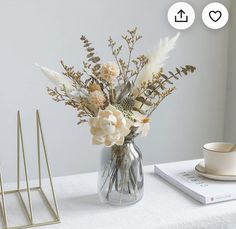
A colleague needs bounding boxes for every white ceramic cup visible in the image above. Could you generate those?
[203,142,236,175]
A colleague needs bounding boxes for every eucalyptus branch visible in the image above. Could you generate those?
[153,66,195,92]
[136,65,195,99]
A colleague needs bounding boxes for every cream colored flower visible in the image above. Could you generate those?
[133,111,150,137]
[36,64,74,92]
[100,62,119,83]
[89,105,131,146]
[89,91,106,108]
[133,33,179,96]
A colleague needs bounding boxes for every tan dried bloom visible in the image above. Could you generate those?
[100,62,119,83]
[88,83,101,92]
[89,91,106,108]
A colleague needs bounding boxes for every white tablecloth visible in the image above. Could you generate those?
[22,166,236,229]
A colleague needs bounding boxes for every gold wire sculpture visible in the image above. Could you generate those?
[0,110,60,229]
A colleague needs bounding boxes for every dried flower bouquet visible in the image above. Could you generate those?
[38,28,196,147]
[38,28,196,205]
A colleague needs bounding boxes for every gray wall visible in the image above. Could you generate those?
[0,0,231,181]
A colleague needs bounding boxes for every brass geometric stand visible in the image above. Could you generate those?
[0,110,60,229]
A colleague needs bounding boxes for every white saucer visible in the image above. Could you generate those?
[195,161,236,181]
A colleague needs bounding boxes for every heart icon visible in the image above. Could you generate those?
[209,10,222,22]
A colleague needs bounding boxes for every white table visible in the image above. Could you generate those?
[41,165,236,229]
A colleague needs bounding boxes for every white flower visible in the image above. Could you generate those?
[100,62,119,83]
[133,33,180,96]
[89,105,131,147]
[36,64,74,92]
[37,64,90,101]
[133,111,150,137]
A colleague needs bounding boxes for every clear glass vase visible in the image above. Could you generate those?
[98,140,144,206]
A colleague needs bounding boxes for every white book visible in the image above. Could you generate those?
[154,159,236,204]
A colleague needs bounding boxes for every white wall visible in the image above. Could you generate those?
[224,0,236,142]
[0,0,231,181]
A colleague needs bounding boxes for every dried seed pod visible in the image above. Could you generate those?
[120,97,135,111]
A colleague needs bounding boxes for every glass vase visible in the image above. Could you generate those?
[98,140,144,206]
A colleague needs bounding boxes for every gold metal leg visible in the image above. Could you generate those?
[36,110,60,220]
[0,167,8,228]
[0,110,60,229]
[17,112,34,223]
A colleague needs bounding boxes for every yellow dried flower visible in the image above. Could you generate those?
[88,83,101,92]
[142,117,150,124]
[89,91,106,108]
[100,62,119,83]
